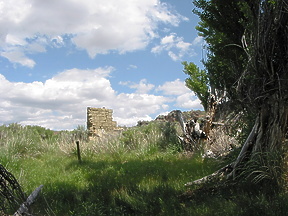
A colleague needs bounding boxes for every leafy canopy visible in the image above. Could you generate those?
[182,61,209,111]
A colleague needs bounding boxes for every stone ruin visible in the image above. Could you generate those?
[87,107,118,137]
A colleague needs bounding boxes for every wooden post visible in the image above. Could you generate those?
[76,141,81,163]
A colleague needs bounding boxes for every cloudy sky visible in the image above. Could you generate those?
[0,0,205,130]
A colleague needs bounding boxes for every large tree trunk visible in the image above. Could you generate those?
[232,95,288,178]
[230,0,288,181]
[186,0,288,187]
[186,96,288,186]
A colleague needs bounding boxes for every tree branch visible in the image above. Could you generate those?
[14,185,44,216]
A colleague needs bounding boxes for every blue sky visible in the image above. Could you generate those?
[0,0,205,130]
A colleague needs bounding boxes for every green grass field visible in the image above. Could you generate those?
[1,123,287,215]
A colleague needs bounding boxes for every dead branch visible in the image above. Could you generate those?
[14,185,43,216]
[0,164,26,213]
[229,117,259,178]
[185,163,233,187]
[176,110,207,151]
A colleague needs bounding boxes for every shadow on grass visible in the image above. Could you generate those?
[33,155,218,216]
[179,175,288,216]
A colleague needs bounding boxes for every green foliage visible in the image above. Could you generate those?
[192,0,288,112]
[268,0,276,4]
[26,125,55,140]
[192,0,248,107]
[191,0,288,180]
[182,61,209,111]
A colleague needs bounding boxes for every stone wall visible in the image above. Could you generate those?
[87,107,117,136]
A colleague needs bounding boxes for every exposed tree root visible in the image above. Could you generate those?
[185,163,234,187]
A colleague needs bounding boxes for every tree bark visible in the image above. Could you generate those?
[187,96,288,186]
[231,95,288,178]
[186,0,288,187]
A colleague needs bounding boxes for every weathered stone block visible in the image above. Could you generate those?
[87,107,118,136]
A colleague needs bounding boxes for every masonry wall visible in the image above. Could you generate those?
[87,107,117,136]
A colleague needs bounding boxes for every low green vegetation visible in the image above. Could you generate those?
[1,123,287,215]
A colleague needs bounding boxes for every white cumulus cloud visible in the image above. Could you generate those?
[156,78,190,95]
[0,67,173,129]
[119,79,155,94]
[192,36,204,46]
[0,0,187,67]
[176,93,203,110]
[151,33,195,61]
[157,79,203,110]
[1,50,36,68]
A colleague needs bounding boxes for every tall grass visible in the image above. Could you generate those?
[1,122,288,215]
[1,122,214,215]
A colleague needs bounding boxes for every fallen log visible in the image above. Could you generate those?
[14,185,44,216]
